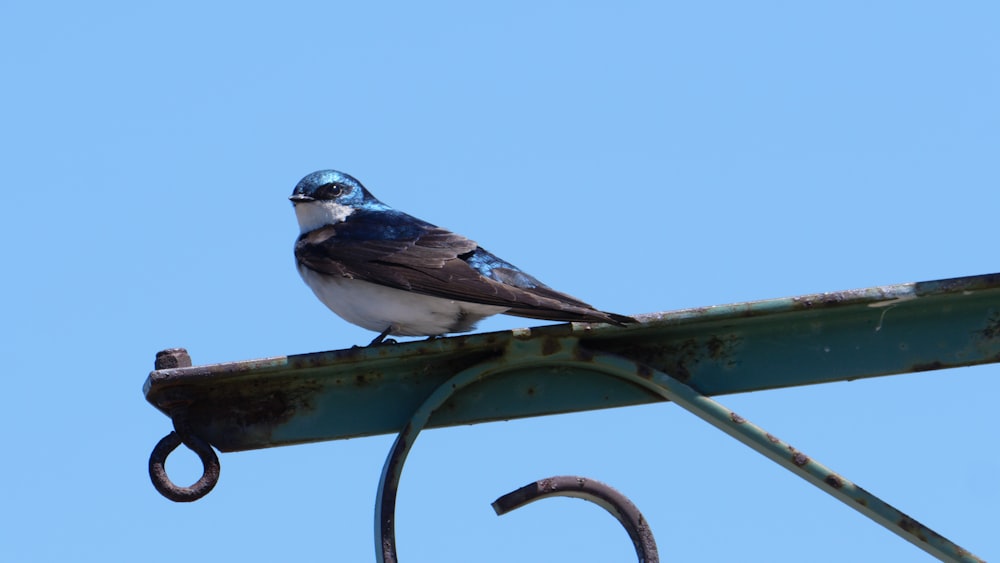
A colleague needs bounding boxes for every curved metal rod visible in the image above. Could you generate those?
[377,341,984,562]
[375,341,674,563]
[430,344,980,562]
[493,475,659,563]
[148,430,220,502]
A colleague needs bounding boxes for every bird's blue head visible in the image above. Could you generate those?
[290,170,387,234]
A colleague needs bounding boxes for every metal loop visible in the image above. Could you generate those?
[148,431,220,502]
[493,476,659,563]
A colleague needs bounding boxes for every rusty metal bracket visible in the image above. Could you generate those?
[144,272,1000,561]
[144,273,1000,452]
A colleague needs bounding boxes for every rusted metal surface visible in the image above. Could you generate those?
[148,348,221,502]
[144,272,1000,452]
[148,431,220,502]
[154,348,192,370]
[493,476,658,563]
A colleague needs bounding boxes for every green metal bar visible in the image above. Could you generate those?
[143,272,1000,452]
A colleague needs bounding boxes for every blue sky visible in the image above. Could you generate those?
[3,2,997,561]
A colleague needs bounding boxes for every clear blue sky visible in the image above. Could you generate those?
[3,2,997,561]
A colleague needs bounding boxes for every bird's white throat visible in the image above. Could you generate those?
[294,200,355,234]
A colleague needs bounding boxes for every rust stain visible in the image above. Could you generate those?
[636,363,653,379]
[574,346,595,362]
[824,475,844,488]
[541,337,562,356]
[898,515,928,542]
[980,312,1000,339]
[789,448,810,467]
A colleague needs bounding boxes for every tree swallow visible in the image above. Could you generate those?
[290,169,636,345]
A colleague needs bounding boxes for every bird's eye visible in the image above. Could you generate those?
[316,183,345,199]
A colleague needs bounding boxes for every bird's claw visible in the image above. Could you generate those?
[367,327,397,346]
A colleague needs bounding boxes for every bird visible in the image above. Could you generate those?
[290,169,637,345]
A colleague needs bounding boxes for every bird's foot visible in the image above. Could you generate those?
[367,327,397,346]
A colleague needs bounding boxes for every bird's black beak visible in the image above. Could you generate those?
[289,193,314,203]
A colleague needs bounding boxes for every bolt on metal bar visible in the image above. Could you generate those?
[147,348,221,502]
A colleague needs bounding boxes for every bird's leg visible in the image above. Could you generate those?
[368,326,397,346]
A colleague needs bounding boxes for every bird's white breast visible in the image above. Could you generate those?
[298,265,509,336]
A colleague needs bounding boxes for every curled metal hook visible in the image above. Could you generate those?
[493,476,659,563]
[148,430,220,502]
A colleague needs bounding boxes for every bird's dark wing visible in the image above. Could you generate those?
[294,216,635,326]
